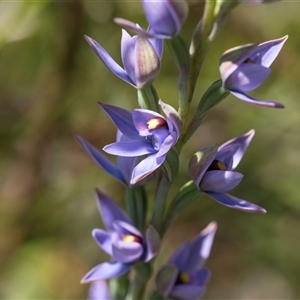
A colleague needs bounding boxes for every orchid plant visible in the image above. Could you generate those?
[77,0,287,299]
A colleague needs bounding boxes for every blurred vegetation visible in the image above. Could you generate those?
[0,1,300,299]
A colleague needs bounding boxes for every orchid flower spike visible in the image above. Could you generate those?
[85,29,163,88]
[189,130,266,213]
[101,100,182,184]
[156,222,217,300]
[81,190,160,283]
[220,35,288,108]
[114,0,189,39]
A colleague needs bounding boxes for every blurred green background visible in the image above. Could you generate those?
[1,1,300,299]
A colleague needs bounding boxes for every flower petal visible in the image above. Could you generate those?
[144,225,160,262]
[230,90,284,108]
[149,35,164,59]
[103,141,156,157]
[88,280,112,300]
[132,108,165,136]
[112,240,143,263]
[200,170,244,193]
[84,35,135,87]
[183,222,217,272]
[218,129,255,169]
[188,145,218,187]
[130,153,161,185]
[205,192,267,213]
[168,240,192,270]
[92,229,113,255]
[113,220,143,238]
[134,36,161,88]
[225,63,270,92]
[81,261,131,283]
[171,284,206,300]
[95,189,131,231]
[251,35,288,68]
[76,136,126,185]
[99,103,141,140]
[121,29,138,85]
[190,268,211,286]
[159,99,182,136]
[156,131,177,158]
[141,0,189,37]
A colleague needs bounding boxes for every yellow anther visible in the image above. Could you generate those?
[179,272,190,283]
[217,161,227,170]
[147,118,167,130]
[122,234,142,243]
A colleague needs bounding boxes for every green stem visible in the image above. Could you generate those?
[125,186,147,233]
[178,0,217,149]
[151,173,171,236]
[125,262,152,300]
[137,84,159,111]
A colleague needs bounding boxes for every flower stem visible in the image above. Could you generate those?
[137,84,159,111]
[125,262,152,300]
[125,186,147,233]
[151,173,171,237]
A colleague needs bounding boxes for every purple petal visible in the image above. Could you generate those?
[99,103,141,140]
[156,264,179,297]
[92,229,113,256]
[214,143,239,170]
[130,153,162,185]
[188,146,218,187]
[190,268,211,286]
[168,240,191,270]
[84,35,135,87]
[88,280,112,300]
[76,136,126,185]
[121,30,138,85]
[205,192,267,213]
[251,35,288,68]
[115,17,174,39]
[149,35,164,59]
[112,240,143,263]
[225,63,270,92]
[183,222,217,272]
[156,131,177,158]
[171,284,206,300]
[144,225,160,262]
[113,220,143,238]
[95,189,131,231]
[81,261,131,283]
[132,109,165,136]
[200,170,244,193]
[220,44,258,83]
[218,129,255,169]
[230,90,284,108]
[134,36,161,87]
[141,0,189,37]
[103,141,156,157]
[159,99,182,136]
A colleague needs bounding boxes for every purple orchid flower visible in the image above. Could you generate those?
[220,35,288,108]
[84,29,163,88]
[156,222,217,300]
[81,189,160,283]
[88,280,112,300]
[76,131,152,187]
[114,0,189,39]
[189,129,266,213]
[101,100,182,185]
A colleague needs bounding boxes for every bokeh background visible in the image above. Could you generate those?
[1,1,300,299]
